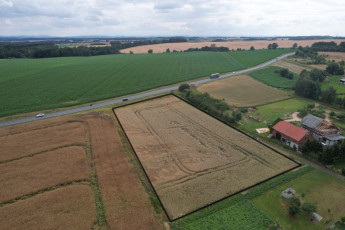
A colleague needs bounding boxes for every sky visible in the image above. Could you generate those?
[1,0,345,37]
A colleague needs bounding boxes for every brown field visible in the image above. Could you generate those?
[320,51,345,61]
[114,95,298,220]
[0,185,96,230]
[0,146,89,203]
[198,75,291,107]
[0,112,164,229]
[274,60,309,74]
[120,39,345,54]
[0,122,85,162]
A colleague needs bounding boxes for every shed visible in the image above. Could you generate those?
[281,188,296,199]
[311,212,323,222]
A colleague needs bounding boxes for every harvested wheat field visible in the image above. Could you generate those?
[114,95,299,220]
[274,60,309,74]
[320,51,345,61]
[0,112,164,230]
[0,185,96,230]
[198,75,291,107]
[120,39,345,54]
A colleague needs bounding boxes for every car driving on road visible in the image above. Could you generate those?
[36,113,45,118]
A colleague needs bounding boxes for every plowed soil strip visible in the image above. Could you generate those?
[0,122,85,162]
[0,146,89,204]
[0,185,96,230]
[114,95,299,220]
[85,113,163,230]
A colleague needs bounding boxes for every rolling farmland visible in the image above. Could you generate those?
[197,75,292,107]
[114,95,299,220]
[0,49,291,117]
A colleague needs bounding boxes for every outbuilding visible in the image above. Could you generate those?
[272,121,311,150]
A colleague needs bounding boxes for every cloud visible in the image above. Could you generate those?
[0,0,345,36]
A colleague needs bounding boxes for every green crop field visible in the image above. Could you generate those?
[0,49,291,117]
[249,66,298,89]
[253,168,345,230]
[170,167,311,230]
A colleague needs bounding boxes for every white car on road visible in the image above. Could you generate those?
[36,113,45,118]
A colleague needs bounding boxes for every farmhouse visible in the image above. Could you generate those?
[339,78,345,85]
[301,114,345,146]
[272,121,310,150]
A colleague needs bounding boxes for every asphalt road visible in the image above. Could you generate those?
[0,52,294,128]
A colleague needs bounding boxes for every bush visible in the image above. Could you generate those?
[288,204,300,216]
[178,84,190,92]
[330,111,336,117]
[302,202,317,213]
[337,113,345,119]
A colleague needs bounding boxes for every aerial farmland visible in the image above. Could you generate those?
[114,95,299,220]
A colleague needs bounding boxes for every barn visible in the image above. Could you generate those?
[272,121,311,150]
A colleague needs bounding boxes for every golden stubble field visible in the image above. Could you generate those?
[114,95,299,220]
[319,51,345,61]
[120,39,345,54]
[0,112,163,230]
[198,75,291,107]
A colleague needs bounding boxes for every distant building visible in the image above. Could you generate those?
[301,114,345,146]
[272,121,311,150]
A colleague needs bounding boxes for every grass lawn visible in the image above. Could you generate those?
[322,75,345,97]
[249,66,299,89]
[0,49,291,117]
[253,169,345,230]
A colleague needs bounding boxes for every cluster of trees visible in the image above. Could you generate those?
[184,45,229,52]
[267,43,278,49]
[311,41,345,52]
[0,42,120,58]
[275,68,294,79]
[295,68,345,107]
[294,47,326,64]
[178,84,241,124]
[301,139,345,165]
[326,61,345,75]
[288,196,317,217]
[110,37,187,50]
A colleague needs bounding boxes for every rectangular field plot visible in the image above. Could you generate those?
[114,95,299,220]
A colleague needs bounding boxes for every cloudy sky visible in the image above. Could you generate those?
[1,0,344,37]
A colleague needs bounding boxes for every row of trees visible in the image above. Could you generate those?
[184,45,230,52]
[178,84,242,124]
[267,43,279,49]
[0,42,120,58]
[311,41,345,52]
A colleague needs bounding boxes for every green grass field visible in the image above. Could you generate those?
[253,169,345,230]
[170,167,312,230]
[249,66,299,89]
[0,49,291,117]
[321,75,345,97]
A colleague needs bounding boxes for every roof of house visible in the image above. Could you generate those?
[273,121,309,142]
[301,114,323,129]
[323,134,345,141]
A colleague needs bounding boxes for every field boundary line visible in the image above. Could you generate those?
[112,94,301,222]
[0,144,85,165]
[0,180,90,207]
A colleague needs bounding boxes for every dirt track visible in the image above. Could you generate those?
[115,95,298,220]
[120,39,345,54]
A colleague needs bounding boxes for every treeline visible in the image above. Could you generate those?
[311,41,345,52]
[177,84,241,124]
[184,45,229,52]
[302,140,345,166]
[110,37,187,50]
[0,42,120,58]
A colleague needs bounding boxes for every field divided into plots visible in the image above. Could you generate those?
[114,95,299,220]
[0,112,162,230]
[0,49,290,117]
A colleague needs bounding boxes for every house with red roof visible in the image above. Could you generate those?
[272,121,311,150]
